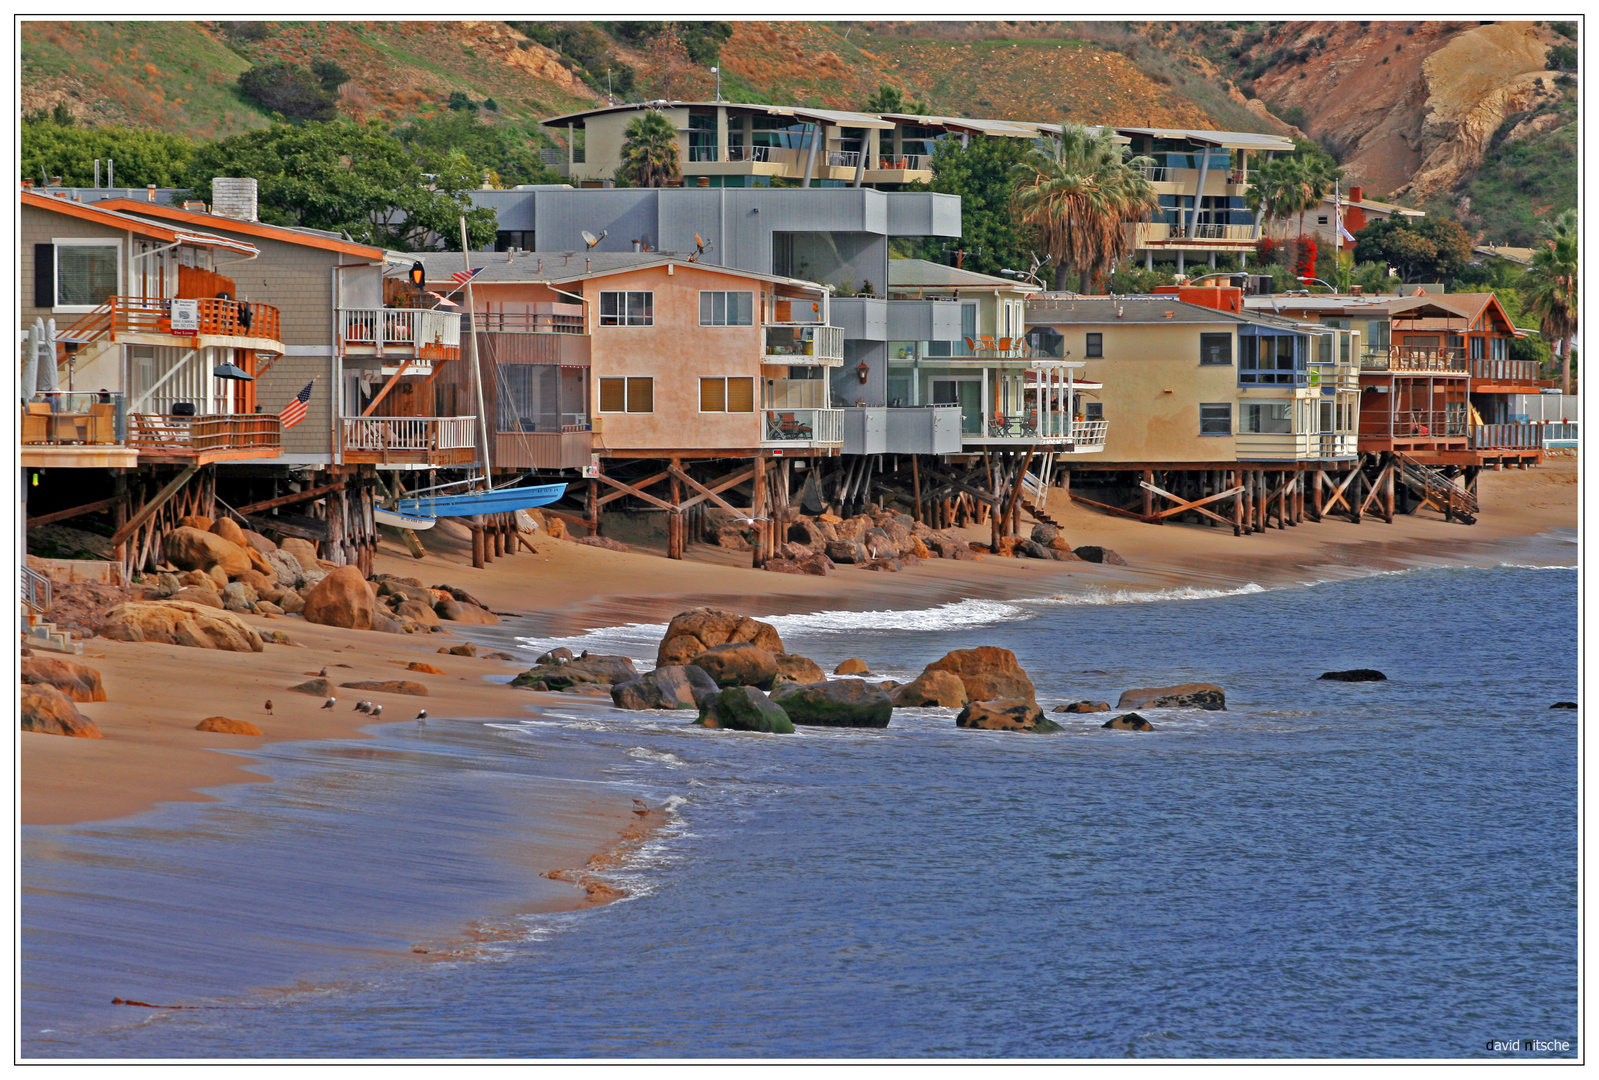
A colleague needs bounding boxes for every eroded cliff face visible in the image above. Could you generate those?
[1249,20,1564,201]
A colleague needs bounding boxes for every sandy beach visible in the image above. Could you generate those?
[20,458,1579,903]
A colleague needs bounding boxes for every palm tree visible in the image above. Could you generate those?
[618,110,681,189]
[1010,125,1158,293]
[1524,213,1579,393]
[1244,155,1297,245]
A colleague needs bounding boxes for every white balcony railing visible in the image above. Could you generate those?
[1136,222,1260,247]
[341,415,477,453]
[827,150,862,169]
[762,408,844,446]
[339,308,461,358]
[764,323,844,365]
[1071,420,1109,447]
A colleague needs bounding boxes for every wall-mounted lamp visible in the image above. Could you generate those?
[856,362,871,384]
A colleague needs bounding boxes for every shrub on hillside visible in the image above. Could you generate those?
[238,61,337,123]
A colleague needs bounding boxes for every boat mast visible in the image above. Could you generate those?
[459,216,494,492]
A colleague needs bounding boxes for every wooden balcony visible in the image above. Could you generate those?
[1470,424,1544,451]
[19,393,137,467]
[1360,347,1469,373]
[126,412,282,463]
[57,296,283,359]
[1134,222,1260,252]
[341,415,478,465]
[1468,357,1542,391]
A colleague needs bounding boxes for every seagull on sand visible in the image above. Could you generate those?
[370,704,383,718]
[354,701,370,713]
[415,710,428,724]
[265,700,273,714]
[632,799,650,817]
[322,696,336,710]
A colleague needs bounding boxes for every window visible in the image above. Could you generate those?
[1243,402,1292,434]
[1199,403,1232,435]
[1320,401,1334,434]
[1317,216,1329,226]
[47,240,120,310]
[1491,337,1506,361]
[1199,332,1232,365]
[700,291,754,326]
[599,377,653,412]
[599,291,653,326]
[1239,333,1303,384]
[1086,332,1103,358]
[699,376,754,412]
[1469,337,1486,360]
[1084,402,1104,421]
[495,230,535,252]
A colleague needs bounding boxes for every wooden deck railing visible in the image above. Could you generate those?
[1470,424,1543,450]
[1469,357,1541,384]
[126,413,282,455]
[59,296,282,349]
[1360,347,1468,373]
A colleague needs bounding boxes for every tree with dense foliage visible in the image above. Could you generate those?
[1010,124,1158,293]
[311,59,350,94]
[864,84,932,116]
[637,25,714,101]
[237,61,340,124]
[184,121,495,250]
[1352,215,1472,283]
[909,135,1033,276]
[617,110,681,188]
[21,120,197,187]
[395,112,558,189]
[1522,210,1579,393]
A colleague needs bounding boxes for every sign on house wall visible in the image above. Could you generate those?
[170,299,199,336]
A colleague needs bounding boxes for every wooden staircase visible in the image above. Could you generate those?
[1019,472,1064,529]
[1393,452,1478,524]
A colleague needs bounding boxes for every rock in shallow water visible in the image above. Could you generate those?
[770,680,892,728]
[1319,669,1387,682]
[611,665,719,711]
[1102,713,1154,731]
[956,699,1061,734]
[1116,682,1225,711]
[695,686,793,733]
[1055,700,1111,714]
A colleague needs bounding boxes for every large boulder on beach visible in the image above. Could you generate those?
[1030,523,1061,547]
[690,643,779,691]
[1102,713,1154,731]
[956,699,1061,734]
[209,517,250,550]
[835,658,870,675]
[196,716,263,736]
[657,608,785,665]
[922,647,1036,704]
[826,539,871,564]
[1116,683,1226,711]
[773,653,827,686]
[163,527,252,580]
[241,529,277,556]
[300,565,374,630]
[20,684,102,737]
[764,553,833,577]
[610,665,719,711]
[511,654,639,692]
[21,656,107,702]
[436,598,499,624]
[263,550,304,590]
[1319,669,1387,682]
[280,537,320,573]
[339,680,429,697]
[288,677,332,696]
[1073,546,1128,566]
[695,686,793,734]
[770,680,892,728]
[890,670,969,709]
[101,600,263,652]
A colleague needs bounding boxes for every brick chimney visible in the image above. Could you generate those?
[211,177,259,222]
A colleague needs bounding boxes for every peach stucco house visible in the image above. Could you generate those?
[411,250,843,469]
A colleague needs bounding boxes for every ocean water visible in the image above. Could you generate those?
[21,531,1579,1060]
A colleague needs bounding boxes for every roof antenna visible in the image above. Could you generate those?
[688,233,713,263]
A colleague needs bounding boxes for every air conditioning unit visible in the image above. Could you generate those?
[589,415,604,434]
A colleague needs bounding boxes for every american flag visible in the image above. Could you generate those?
[280,381,314,429]
[451,266,482,286]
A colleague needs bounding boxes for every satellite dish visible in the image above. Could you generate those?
[582,229,607,248]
